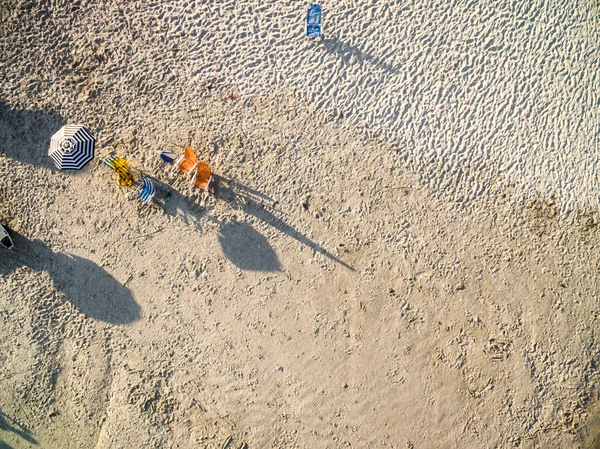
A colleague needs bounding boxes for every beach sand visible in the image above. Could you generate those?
[1,0,600,448]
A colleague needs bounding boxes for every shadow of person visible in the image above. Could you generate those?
[218,221,282,272]
[213,176,355,272]
[0,100,65,170]
[0,233,140,325]
[0,410,37,446]
[321,36,399,75]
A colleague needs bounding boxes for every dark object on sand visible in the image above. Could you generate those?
[0,224,14,249]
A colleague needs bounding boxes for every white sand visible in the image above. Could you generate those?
[2,0,600,448]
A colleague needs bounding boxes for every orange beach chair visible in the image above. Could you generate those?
[177,147,212,190]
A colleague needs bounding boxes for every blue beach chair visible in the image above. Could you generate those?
[133,177,156,203]
[158,150,179,164]
[305,4,322,38]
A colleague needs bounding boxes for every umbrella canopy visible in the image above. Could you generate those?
[49,124,95,170]
[0,224,13,249]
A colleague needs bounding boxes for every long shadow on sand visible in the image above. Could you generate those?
[0,233,140,325]
[117,170,353,272]
[142,174,282,271]
[320,36,399,75]
[0,410,37,446]
[212,176,355,272]
[0,100,65,170]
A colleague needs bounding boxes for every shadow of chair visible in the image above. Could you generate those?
[138,173,207,230]
[321,36,399,75]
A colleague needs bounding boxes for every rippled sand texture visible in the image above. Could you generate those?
[210,0,600,207]
[2,0,599,209]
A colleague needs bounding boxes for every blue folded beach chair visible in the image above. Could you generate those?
[305,4,322,38]
[159,150,179,164]
[137,177,156,203]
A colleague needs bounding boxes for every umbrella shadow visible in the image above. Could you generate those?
[212,175,355,272]
[321,36,399,75]
[217,221,282,271]
[0,410,37,446]
[0,233,140,325]
[0,100,65,170]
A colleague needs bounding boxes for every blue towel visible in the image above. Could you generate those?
[306,4,322,38]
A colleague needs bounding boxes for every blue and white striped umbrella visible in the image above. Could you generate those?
[49,124,95,170]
